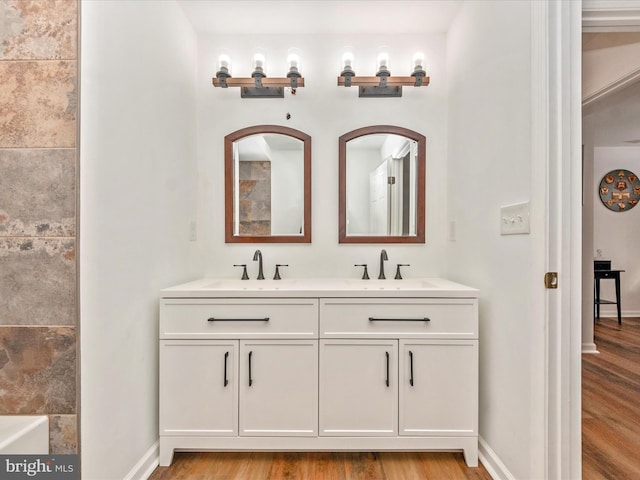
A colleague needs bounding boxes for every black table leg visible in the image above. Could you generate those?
[615,273,622,325]
[595,278,601,319]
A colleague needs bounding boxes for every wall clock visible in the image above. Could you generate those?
[598,169,640,212]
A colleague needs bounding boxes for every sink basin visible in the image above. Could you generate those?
[343,279,440,290]
[203,279,299,291]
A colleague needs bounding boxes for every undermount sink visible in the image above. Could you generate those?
[203,279,300,290]
[342,279,440,290]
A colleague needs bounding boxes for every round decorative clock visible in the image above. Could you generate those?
[598,169,640,212]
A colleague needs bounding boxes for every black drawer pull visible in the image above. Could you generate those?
[248,351,253,387]
[369,317,430,322]
[409,350,414,387]
[385,351,390,387]
[223,351,229,387]
[208,317,270,322]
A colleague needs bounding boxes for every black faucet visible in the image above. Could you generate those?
[253,250,265,280]
[378,249,388,279]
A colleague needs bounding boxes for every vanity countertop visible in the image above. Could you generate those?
[161,278,479,299]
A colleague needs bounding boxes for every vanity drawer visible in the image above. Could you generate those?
[161,298,318,339]
[320,298,477,339]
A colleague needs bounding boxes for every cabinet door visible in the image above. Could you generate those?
[319,340,398,436]
[160,340,238,436]
[399,340,478,436]
[239,340,318,436]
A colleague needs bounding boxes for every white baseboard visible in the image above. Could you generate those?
[597,309,640,318]
[123,441,159,480]
[478,436,516,480]
[582,342,600,354]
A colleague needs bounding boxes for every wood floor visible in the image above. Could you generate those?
[149,451,492,480]
[583,316,640,480]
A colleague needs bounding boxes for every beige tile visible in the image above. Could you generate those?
[0,238,76,325]
[0,326,76,414]
[0,149,75,237]
[0,0,77,60]
[49,414,78,454]
[0,61,77,148]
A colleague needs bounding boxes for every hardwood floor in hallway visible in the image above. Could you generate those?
[583,316,640,480]
[149,451,493,479]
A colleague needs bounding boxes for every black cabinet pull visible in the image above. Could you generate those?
[248,351,253,387]
[369,317,430,322]
[409,350,414,387]
[385,351,390,387]
[223,351,229,387]
[208,317,270,322]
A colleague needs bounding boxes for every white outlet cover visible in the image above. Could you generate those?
[500,202,530,235]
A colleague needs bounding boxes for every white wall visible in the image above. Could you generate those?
[593,146,640,316]
[197,33,448,279]
[270,150,304,235]
[346,148,384,235]
[80,1,200,478]
[446,1,544,478]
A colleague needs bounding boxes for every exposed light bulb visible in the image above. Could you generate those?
[287,53,300,69]
[254,53,265,69]
[218,54,230,71]
[413,52,425,69]
[342,51,354,69]
[377,52,389,69]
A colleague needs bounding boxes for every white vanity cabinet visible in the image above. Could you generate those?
[159,280,479,468]
[238,339,318,436]
[159,298,319,465]
[319,339,398,436]
[160,339,239,436]
[319,299,478,446]
[398,340,478,437]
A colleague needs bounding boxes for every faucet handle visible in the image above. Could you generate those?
[274,264,289,280]
[233,264,249,280]
[395,264,410,280]
[354,264,370,280]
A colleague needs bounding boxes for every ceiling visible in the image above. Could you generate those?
[177,0,462,35]
[583,32,640,146]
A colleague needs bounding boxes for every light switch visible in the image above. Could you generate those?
[500,202,530,235]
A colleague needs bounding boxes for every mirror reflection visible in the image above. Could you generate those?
[346,134,418,236]
[339,126,425,243]
[225,126,311,243]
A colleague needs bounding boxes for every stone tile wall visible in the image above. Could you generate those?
[0,0,78,454]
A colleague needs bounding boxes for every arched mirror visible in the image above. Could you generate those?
[225,125,311,243]
[339,126,425,243]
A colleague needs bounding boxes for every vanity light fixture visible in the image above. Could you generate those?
[213,52,305,98]
[337,51,429,97]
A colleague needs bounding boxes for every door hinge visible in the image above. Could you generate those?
[544,272,558,289]
[387,176,396,185]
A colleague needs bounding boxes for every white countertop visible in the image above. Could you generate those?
[161,277,479,299]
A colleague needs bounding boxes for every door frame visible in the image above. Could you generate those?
[532,1,583,478]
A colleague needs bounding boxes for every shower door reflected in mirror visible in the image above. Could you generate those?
[225,125,311,243]
[339,126,425,243]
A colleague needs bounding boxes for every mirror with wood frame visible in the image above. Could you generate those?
[339,125,425,243]
[225,125,311,243]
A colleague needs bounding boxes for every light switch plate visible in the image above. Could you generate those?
[500,202,530,235]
